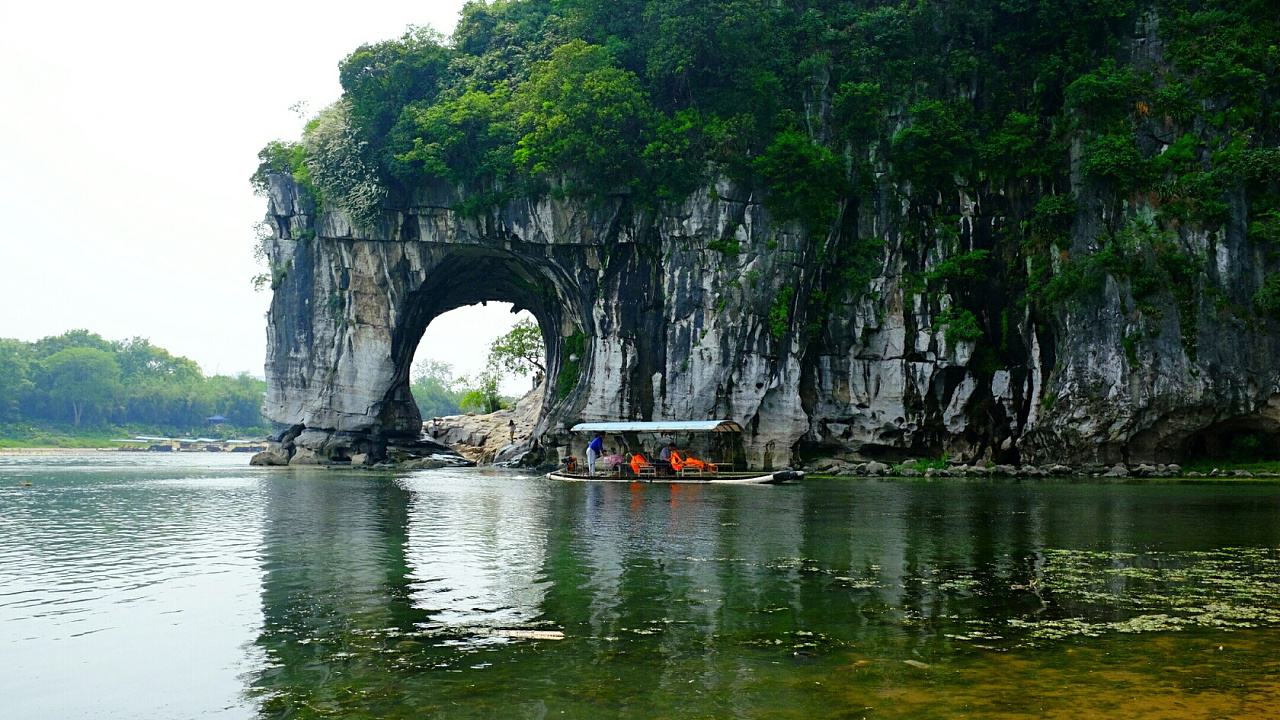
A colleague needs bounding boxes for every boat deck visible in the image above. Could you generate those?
[546,470,803,485]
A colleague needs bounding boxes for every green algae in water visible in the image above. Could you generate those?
[11,460,1280,719]
[987,547,1280,647]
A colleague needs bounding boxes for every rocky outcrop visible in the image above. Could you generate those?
[249,411,472,468]
[261,172,835,467]
[259,14,1280,468]
[242,2,1280,471]
[426,386,544,464]
[250,448,290,466]
[806,460,1280,480]
[259,166,1279,468]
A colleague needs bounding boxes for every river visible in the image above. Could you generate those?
[2,453,1279,718]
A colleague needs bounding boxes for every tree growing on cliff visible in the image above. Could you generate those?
[338,27,452,156]
[511,40,652,190]
[487,319,545,379]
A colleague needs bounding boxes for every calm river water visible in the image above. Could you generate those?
[3,453,1279,718]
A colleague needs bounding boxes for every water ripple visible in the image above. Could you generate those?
[5,455,1280,719]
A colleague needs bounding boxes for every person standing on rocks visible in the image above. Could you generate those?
[586,432,604,476]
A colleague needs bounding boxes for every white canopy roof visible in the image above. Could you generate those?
[570,420,743,434]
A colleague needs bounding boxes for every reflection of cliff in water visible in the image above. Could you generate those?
[251,470,564,716]
[249,472,1280,717]
[252,472,428,715]
[400,473,553,630]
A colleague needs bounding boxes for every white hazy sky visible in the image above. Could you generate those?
[0,0,532,392]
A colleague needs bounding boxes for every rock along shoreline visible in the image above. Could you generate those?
[805,458,1280,480]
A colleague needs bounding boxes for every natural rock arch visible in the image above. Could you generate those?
[261,185,606,463]
[259,174,1280,468]
[260,174,822,466]
[378,246,586,439]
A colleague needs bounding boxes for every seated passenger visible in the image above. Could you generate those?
[602,451,625,472]
[659,442,680,474]
[629,453,653,476]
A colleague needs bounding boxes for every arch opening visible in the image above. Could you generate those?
[377,247,589,461]
[408,302,543,462]
[412,303,541,410]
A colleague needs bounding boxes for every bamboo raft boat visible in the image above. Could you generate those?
[547,420,804,485]
[546,469,804,484]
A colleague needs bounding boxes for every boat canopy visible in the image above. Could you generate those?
[570,420,744,434]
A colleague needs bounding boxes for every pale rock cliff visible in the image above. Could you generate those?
[259,167,1280,467]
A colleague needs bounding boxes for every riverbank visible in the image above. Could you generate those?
[0,434,118,450]
[0,447,122,455]
[805,472,1280,485]
[805,457,1280,480]
[0,423,270,451]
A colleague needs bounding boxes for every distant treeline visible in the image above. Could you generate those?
[409,321,545,418]
[410,358,511,419]
[0,330,266,434]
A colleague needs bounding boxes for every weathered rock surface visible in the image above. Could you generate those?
[250,448,290,466]
[1104,463,1131,478]
[259,138,1279,468]
[426,386,544,464]
[810,459,1217,479]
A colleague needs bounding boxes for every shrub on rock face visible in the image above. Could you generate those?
[511,40,653,191]
[937,306,982,345]
[301,102,389,230]
[251,141,310,196]
[396,88,516,188]
[1063,59,1139,130]
[1249,211,1280,245]
[890,100,975,190]
[753,129,844,232]
[1256,274,1280,319]
[1082,134,1148,192]
[768,287,795,341]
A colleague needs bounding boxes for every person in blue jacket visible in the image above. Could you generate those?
[586,432,605,475]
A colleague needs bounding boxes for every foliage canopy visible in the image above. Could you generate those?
[252,0,1280,352]
[254,0,1277,223]
[0,331,267,433]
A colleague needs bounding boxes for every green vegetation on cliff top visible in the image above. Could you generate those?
[256,0,1279,356]
[257,1,1276,211]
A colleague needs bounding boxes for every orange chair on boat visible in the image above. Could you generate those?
[629,453,656,477]
[681,455,718,475]
[669,450,685,472]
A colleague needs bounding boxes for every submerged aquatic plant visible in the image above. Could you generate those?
[988,548,1280,647]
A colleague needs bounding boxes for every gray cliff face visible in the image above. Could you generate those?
[262,165,1280,466]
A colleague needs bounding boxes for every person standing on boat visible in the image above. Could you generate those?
[586,432,604,475]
